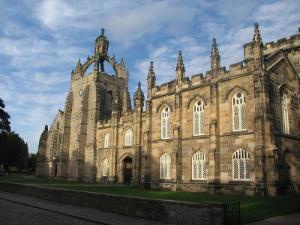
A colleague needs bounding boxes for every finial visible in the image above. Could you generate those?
[138,82,141,89]
[211,38,220,72]
[44,125,48,131]
[176,50,185,72]
[149,61,154,74]
[212,37,217,46]
[101,28,105,36]
[253,22,262,42]
[211,38,219,55]
[177,50,183,64]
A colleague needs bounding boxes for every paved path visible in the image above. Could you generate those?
[246,213,300,225]
[0,191,169,225]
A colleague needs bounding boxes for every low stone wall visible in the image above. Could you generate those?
[0,182,225,225]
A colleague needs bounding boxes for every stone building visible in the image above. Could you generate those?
[37,24,300,195]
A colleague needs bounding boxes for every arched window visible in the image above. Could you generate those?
[124,129,133,146]
[192,151,207,180]
[232,149,250,180]
[280,92,289,134]
[104,133,110,148]
[160,153,171,179]
[161,107,170,139]
[232,92,247,131]
[103,158,109,177]
[193,100,205,136]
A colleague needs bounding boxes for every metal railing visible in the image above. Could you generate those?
[224,201,241,225]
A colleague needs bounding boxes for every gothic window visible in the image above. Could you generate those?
[124,129,133,146]
[161,107,170,139]
[160,153,171,179]
[103,158,109,177]
[232,92,247,131]
[232,149,250,181]
[193,100,205,136]
[192,151,207,180]
[104,133,110,148]
[281,92,289,134]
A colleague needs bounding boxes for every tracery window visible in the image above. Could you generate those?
[160,153,171,179]
[232,92,247,131]
[193,100,205,136]
[232,149,250,180]
[192,151,207,180]
[124,129,133,146]
[281,92,289,134]
[103,158,109,177]
[161,107,170,139]
[104,133,110,148]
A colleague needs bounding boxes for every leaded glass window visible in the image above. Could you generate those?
[104,133,110,148]
[192,151,207,180]
[124,129,133,146]
[161,107,170,139]
[281,92,289,134]
[232,149,250,180]
[232,92,247,131]
[103,158,109,177]
[160,153,171,179]
[193,100,205,136]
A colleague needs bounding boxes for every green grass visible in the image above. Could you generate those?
[1,174,300,224]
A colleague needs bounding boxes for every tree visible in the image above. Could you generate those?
[28,153,37,172]
[0,98,11,133]
[0,98,29,172]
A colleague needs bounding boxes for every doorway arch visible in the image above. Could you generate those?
[122,156,133,185]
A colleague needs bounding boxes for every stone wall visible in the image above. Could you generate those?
[0,182,225,225]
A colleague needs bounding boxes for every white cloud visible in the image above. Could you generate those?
[1,0,300,153]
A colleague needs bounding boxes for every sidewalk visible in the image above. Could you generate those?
[246,213,300,225]
[0,191,169,225]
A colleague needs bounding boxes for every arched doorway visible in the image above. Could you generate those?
[123,156,132,185]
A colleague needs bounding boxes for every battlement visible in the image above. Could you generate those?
[153,79,176,96]
[264,33,300,53]
[98,119,112,128]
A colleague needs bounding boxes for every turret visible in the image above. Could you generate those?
[210,38,221,73]
[147,61,156,98]
[94,28,109,72]
[253,23,264,69]
[134,82,145,110]
[72,59,82,80]
[37,125,48,161]
[176,51,185,84]
[123,89,132,113]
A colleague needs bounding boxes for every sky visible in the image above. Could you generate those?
[0,0,299,153]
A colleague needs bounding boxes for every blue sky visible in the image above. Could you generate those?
[0,0,299,153]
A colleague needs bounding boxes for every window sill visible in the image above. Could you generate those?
[189,179,208,184]
[159,179,171,182]
[229,180,251,185]
[221,130,254,137]
[123,146,133,149]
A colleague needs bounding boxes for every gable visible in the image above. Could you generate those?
[266,50,298,82]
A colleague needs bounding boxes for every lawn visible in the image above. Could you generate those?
[1,174,300,224]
